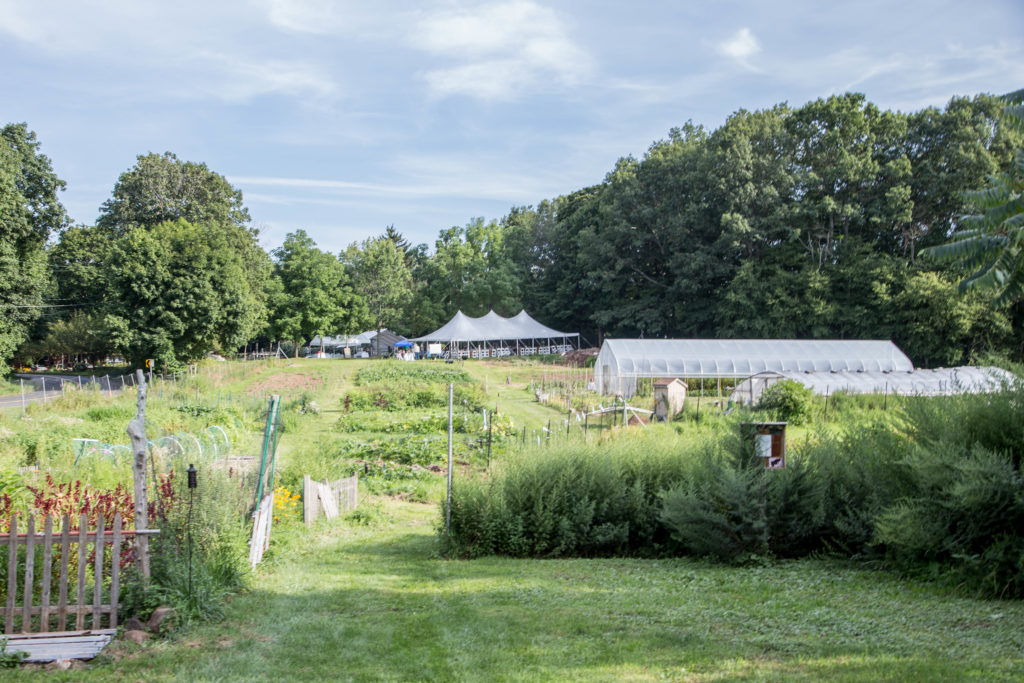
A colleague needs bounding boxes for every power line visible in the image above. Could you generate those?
[0,302,100,309]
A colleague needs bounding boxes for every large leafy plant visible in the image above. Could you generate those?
[922,89,1024,303]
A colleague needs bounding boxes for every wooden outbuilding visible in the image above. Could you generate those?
[653,377,687,421]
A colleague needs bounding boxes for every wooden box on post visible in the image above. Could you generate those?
[741,422,787,469]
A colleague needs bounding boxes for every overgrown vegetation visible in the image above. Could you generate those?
[445,383,1024,598]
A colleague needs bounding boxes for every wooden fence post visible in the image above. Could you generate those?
[127,369,150,579]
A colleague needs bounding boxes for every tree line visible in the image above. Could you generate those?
[1,90,1022,373]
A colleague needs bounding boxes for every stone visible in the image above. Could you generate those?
[123,616,146,632]
[124,630,150,645]
[146,605,175,633]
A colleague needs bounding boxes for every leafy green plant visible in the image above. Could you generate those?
[758,379,815,424]
[354,362,471,385]
[921,89,1024,304]
[0,637,27,668]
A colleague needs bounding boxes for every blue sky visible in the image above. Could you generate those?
[3,0,1022,253]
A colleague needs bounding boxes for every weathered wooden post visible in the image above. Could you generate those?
[126,369,150,579]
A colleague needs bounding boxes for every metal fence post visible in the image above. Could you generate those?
[446,383,453,535]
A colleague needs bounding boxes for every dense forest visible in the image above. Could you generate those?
[1,91,1022,373]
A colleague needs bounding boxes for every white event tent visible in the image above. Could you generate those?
[413,310,579,359]
[594,339,914,396]
[730,367,1017,405]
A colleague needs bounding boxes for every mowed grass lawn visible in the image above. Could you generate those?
[10,495,1024,681]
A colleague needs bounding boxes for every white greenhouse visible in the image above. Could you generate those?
[593,339,914,397]
[730,367,1017,405]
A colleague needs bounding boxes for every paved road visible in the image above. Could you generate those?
[0,373,131,409]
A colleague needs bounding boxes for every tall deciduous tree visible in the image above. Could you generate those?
[105,220,260,368]
[97,151,249,233]
[269,230,367,356]
[345,237,413,356]
[97,151,271,336]
[0,123,67,373]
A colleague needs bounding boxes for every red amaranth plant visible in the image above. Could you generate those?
[26,474,134,529]
[149,469,179,521]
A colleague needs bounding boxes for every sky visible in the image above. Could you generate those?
[2,0,1023,254]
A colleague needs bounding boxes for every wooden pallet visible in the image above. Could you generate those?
[2,629,117,663]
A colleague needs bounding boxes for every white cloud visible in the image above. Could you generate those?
[0,1,338,103]
[192,51,337,101]
[263,0,340,34]
[413,0,591,100]
[718,27,761,65]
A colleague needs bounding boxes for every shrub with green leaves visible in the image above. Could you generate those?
[758,379,815,424]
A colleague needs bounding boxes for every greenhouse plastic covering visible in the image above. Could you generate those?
[594,338,914,396]
[413,310,579,342]
[731,367,1017,404]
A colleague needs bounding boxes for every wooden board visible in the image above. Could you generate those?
[3,629,117,663]
[318,481,339,519]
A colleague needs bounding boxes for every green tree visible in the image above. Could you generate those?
[97,151,271,335]
[105,220,261,368]
[345,237,412,356]
[890,271,1010,367]
[97,152,249,233]
[0,123,67,374]
[921,89,1024,304]
[36,311,109,366]
[269,230,367,356]
[48,224,114,311]
[419,218,523,321]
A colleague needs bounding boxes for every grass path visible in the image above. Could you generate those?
[11,495,1024,681]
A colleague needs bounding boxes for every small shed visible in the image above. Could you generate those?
[653,378,687,421]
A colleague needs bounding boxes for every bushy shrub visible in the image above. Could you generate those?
[443,428,724,558]
[876,443,1024,597]
[659,461,768,563]
[758,380,815,424]
[444,384,1024,598]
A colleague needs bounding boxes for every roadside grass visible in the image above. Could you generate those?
[8,495,1023,681]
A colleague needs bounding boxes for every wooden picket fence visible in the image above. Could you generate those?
[303,475,358,527]
[2,513,154,634]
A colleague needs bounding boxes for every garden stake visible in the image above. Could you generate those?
[187,463,197,602]
[446,383,453,535]
[21,378,26,413]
